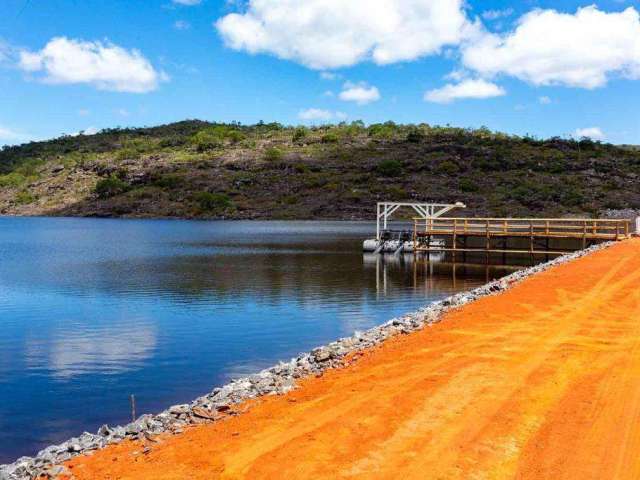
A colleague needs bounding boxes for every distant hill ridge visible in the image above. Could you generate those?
[0,120,638,219]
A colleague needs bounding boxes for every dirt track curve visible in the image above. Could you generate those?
[63,239,640,480]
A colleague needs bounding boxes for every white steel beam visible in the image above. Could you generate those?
[375,201,465,239]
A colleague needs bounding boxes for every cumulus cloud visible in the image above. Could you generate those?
[463,6,640,89]
[339,82,381,105]
[424,78,505,103]
[0,125,27,142]
[538,96,551,104]
[482,8,514,21]
[174,20,191,30]
[216,0,473,69]
[298,108,347,122]
[69,126,100,137]
[320,71,339,81]
[0,43,8,63]
[18,37,165,93]
[573,127,605,140]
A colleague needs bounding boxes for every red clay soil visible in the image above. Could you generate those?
[63,239,640,480]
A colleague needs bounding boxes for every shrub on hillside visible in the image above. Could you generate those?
[376,159,403,177]
[0,172,27,188]
[459,178,480,192]
[292,127,308,143]
[321,132,339,143]
[194,191,232,212]
[15,190,35,205]
[94,176,131,199]
[153,174,184,189]
[190,126,245,152]
[406,128,425,143]
[115,148,141,161]
[264,147,283,162]
[437,160,460,175]
[368,122,398,139]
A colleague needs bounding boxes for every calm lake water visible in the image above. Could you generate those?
[0,217,522,462]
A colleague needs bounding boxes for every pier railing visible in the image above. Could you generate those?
[413,217,631,254]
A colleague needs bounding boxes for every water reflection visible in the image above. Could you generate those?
[364,253,524,296]
[25,323,157,379]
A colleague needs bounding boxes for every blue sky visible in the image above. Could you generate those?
[0,0,639,146]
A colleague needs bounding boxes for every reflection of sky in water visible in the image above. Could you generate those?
[25,323,157,379]
[0,217,520,462]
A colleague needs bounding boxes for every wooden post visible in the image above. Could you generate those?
[452,218,457,257]
[413,219,417,249]
[486,219,490,252]
[582,220,587,249]
[130,394,136,423]
[529,222,534,254]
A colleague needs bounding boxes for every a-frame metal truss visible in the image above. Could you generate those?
[376,202,465,240]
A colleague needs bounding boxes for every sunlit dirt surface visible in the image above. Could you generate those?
[63,239,640,480]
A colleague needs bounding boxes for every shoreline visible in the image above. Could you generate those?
[0,242,614,480]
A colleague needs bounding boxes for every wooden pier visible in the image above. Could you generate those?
[413,217,632,255]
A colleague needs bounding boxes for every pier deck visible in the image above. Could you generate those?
[414,217,632,255]
[63,239,640,480]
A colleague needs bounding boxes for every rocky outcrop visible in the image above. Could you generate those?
[0,242,613,480]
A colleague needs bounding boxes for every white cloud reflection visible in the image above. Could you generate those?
[25,323,157,379]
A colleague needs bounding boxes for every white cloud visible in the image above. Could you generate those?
[298,108,347,122]
[538,95,551,104]
[323,90,334,97]
[117,108,130,117]
[173,0,201,5]
[482,8,514,21]
[216,0,474,69]
[18,37,165,93]
[573,127,605,140]
[0,43,8,63]
[174,20,191,30]
[424,78,505,103]
[463,6,640,89]
[0,126,27,142]
[70,126,99,137]
[78,108,90,116]
[444,69,468,81]
[45,323,157,379]
[339,82,381,105]
[320,71,339,80]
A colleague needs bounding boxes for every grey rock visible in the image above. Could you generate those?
[169,404,190,415]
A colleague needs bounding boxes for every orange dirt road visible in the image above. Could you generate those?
[64,239,640,480]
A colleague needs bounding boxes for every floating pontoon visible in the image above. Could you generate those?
[363,201,466,254]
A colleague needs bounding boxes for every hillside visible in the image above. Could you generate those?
[1,120,639,220]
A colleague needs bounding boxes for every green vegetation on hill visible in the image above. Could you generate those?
[0,120,638,219]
